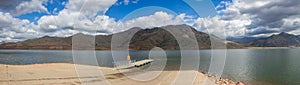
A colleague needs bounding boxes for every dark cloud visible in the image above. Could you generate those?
[0,0,29,12]
[215,0,300,38]
[96,30,111,33]
[0,34,7,38]
[240,0,300,31]
[12,36,28,39]
[0,0,47,16]
[293,21,299,26]
[39,28,58,32]
[282,21,300,32]
[62,27,74,30]
[246,20,284,29]
[246,28,278,36]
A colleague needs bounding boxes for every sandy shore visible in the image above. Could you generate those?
[0,63,239,85]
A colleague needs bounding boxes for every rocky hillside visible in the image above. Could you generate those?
[0,24,245,50]
[248,32,300,47]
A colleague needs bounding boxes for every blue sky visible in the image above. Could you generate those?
[106,0,222,21]
[16,0,66,24]
[16,0,229,23]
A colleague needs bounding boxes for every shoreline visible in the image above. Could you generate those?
[0,63,242,85]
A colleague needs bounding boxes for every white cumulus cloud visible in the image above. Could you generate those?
[0,12,40,42]
[14,0,48,16]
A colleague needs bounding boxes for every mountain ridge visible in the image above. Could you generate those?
[248,32,300,47]
[0,24,245,50]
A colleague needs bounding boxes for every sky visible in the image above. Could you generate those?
[0,0,299,42]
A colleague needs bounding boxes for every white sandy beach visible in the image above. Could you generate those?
[0,63,238,85]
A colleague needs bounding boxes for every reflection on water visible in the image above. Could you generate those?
[0,49,300,85]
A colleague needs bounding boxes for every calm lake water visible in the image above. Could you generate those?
[0,49,300,85]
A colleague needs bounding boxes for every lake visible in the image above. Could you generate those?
[0,49,299,85]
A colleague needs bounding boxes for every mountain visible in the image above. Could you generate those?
[248,32,300,47]
[0,24,245,50]
[0,35,73,50]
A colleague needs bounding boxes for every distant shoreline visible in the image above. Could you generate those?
[0,47,299,51]
[246,47,300,49]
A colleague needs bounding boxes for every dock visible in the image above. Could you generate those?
[115,59,153,69]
